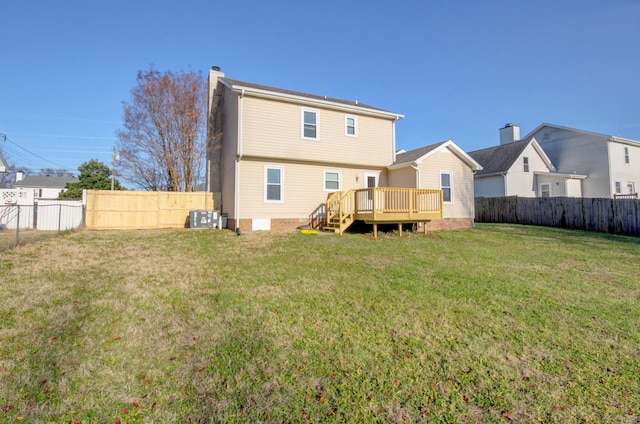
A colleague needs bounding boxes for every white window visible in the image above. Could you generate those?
[615,181,622,194]
[324,170,341,192]
[540,183,552,198]
[624,147,630,164]
[302,108,319,139]
[265,166,283,202]
[628,182,636,194]
[440,172,453,203]
[523,156,529,173]
[345,115,358,137]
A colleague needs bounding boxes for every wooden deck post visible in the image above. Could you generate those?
[373,223,377,239]
[398,223,403,236]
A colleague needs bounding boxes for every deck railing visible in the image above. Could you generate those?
[613,193,638,199]
[325,187,443,233]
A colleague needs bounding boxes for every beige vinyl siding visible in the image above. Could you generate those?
[238,158,387,219]
[388,166,417,188]
[220,89,239,217]
[241,96,394,167]
[418,150,475,218]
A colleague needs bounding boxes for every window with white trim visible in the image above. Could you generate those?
[302,108,319,139]
[624,147,630,164]
[324,170,341,192]
[523,156,529,173]
[345,115,357,137]
[265,166,283,202]
[615,181,622,194]
[628,182,635,194]
[540,183,552,198]
[440,172,452,203]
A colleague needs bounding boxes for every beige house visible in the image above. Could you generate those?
[206,67,480,232]
[389,140,482,229]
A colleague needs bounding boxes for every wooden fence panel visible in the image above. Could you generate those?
[85,190,221,230]
[475,197,640,236]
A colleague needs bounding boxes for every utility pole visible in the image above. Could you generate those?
[111,146,119,190]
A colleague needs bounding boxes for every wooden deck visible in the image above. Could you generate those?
[324,187,443,237]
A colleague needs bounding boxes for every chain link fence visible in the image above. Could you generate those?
[0,203,84,251]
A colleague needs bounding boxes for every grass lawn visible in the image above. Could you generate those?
[0,224,638,423]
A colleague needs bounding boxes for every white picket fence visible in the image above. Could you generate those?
[0,189,84,230]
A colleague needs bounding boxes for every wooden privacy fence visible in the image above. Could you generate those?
[85,190,221,230]
[475,196,640,236]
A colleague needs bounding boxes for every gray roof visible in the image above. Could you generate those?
[394,141,449,165]
[220,78,391,113]
[468,141,530,175]
[14,176,78,189]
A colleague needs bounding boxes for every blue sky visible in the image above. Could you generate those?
[1,0,639,176]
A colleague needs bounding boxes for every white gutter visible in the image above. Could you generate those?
[234,89,245,232]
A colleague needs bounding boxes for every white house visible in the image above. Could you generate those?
[469,124,586,198]
[523,123,639,198]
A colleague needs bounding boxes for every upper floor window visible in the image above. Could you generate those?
[265,166,283,202]
[302,108,319,139]
[624,147,630,164]
[523,156,530,173]
[440,172,452,203]
[324,170,341,192]
[345,115,358,137]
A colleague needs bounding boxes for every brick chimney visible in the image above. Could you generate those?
[499,123,520,145]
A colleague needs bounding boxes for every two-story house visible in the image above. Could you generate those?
[524,123,639,198]
[206,67,481,233]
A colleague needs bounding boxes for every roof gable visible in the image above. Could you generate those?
[0,151,7,173]
[469,139,554,176]
[525,123,640,147]
[392,140,482,171]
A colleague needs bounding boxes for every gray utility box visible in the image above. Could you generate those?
[190,210,220,229]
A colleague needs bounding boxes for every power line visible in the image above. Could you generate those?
[1,134,69,169]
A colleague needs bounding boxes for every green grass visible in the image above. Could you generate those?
[0,224,639,423]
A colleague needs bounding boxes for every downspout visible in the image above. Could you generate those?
[410,162,421,188]
[502,172,508,196]
[234,89,245,233]
[392,116,400,164]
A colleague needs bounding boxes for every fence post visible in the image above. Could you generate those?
[58,204,63,232]
[15,205,20,246]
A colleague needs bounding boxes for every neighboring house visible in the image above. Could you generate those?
[469,125,586,198]
[13,174,78,201]
[206,67,480,232]
[523,123,640,198]
[389,140,482,229]
[0,150,7,173]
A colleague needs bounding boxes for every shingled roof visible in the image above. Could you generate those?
[468,141,531,175]
[220,78,393,114]
[394,141,449,165]
[14,176,78,189]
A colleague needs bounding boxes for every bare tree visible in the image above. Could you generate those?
[116,67,206,191]
[37,168,75,177]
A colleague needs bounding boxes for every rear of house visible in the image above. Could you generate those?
[207,67,479,233]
